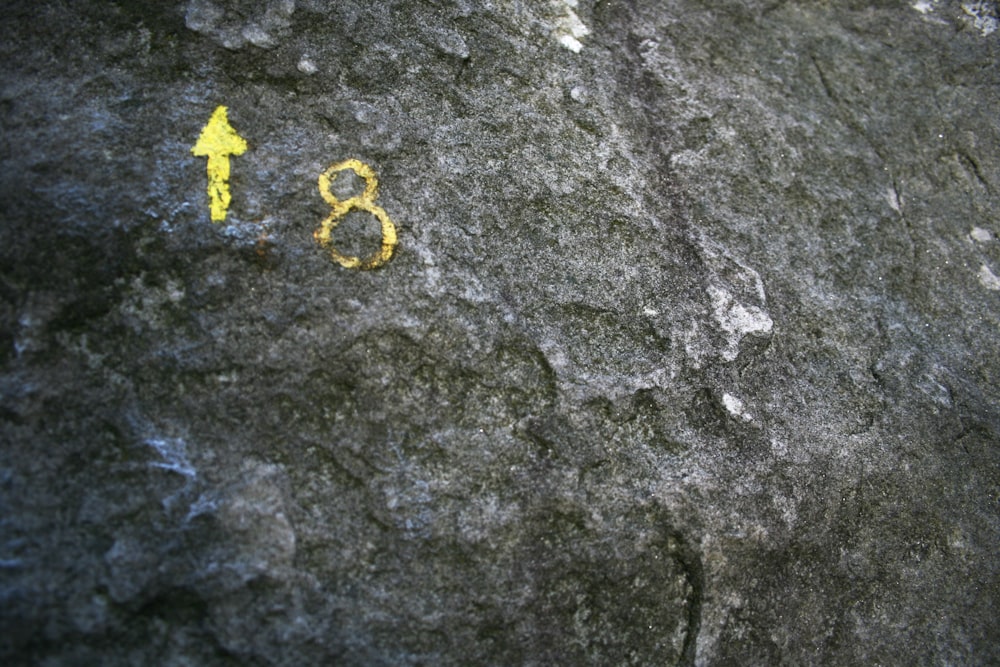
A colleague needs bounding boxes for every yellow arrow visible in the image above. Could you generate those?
[191,105,248,223]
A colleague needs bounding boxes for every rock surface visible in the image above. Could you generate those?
[1,0,998,664]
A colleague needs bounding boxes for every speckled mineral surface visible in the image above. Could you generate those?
[1,1,998,664]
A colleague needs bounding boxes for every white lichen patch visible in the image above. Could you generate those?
[242,24,275,49]
[678,238,775,366]
[978,264,1000,290]
[297,56,318,75]
[963,1,999,35]
[708,284,774,361]
[552,0,590,53]
[885,185,902,213]
[722,392,753,421]
[970,226,993,242]
[912,0,949,25]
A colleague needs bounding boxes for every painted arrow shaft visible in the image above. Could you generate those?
[204,154,233,222]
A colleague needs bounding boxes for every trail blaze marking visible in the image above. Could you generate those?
[315,159,398,270]
[191,106,248,223]
[188,108,399,269]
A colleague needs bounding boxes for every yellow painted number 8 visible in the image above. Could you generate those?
[315,159,398,269]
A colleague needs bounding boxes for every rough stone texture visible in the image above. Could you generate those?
[1,0,998,664]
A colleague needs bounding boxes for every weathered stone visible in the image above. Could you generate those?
[1,0,998,664]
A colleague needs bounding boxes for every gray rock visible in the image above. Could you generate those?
[1,0,998,664]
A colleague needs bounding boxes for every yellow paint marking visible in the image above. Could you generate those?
[315,159,398,269]
[191,106,248,223]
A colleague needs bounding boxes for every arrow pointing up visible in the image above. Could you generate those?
[191,105,248,223]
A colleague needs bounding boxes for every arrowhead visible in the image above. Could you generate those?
[192,106,248,157]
